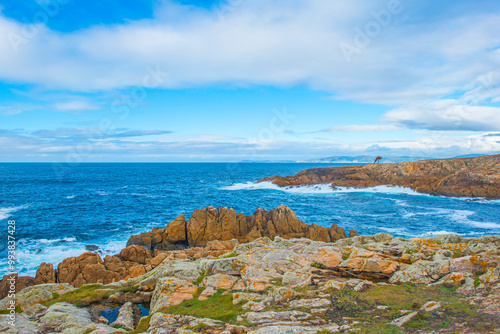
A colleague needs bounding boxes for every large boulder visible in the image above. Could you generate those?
[38,302,124,334]
[0,274,35,299]
[35,262,57,284]
[187,206,251,246]
[58,252,120,287]
[119,245,152,264]
[152,215,189,250]
[0,283,74,311]
[150,277,198,313]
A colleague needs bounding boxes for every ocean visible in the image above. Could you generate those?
[1,162,499,277]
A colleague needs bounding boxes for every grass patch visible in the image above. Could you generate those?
[160,289,245,324]
[342,252,351,260]
[41,284,114,308]
[321,283,498,333]
[222,252,238,258]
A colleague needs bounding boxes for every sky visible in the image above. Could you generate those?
[0,0,499,162]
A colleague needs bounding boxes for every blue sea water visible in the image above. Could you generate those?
[0,162,499,277]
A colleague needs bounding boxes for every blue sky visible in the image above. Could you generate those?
[0,0,499,162]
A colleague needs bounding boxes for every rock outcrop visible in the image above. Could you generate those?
[127,215,188,251]
[259,154,500,198]
[2,232,500,333]
[0,274,35,299]
[129,205,352,250]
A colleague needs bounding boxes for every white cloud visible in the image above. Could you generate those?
[52,101,100,112]
[0,126,498,161]
[326,124,400,132]
[0,0,499,106]
[384,100,500,132]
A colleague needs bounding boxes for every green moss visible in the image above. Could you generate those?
[474,277,480,288]
[120,285,138,293]
[0,305,22,314]
[342,252,351,260]
[41,284,113,308]
[185,323,208,331]
[222,252,238,258]
[194,269,206,286]
[311,261,326,269]
[320,283,497,333]
[130,314,152,334]
[325,288,371,321]
[160,289,246,324]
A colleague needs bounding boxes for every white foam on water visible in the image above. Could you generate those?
[11,237,128,277]
[378,227,408,234]
[66,195,76,199]
[222,181,336,194]
[222,182,430,196]
[422,230,465,236]
[96,191,110,196]
[448,209,500,229]
[223,182,500,202]
[0,205,29,220]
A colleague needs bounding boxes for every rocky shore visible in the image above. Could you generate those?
[260,154,500,198]
[1,206,500,333]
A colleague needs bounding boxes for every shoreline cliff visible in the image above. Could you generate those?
[259,154,500,199]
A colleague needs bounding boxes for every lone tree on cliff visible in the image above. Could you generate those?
[374,156,383,164]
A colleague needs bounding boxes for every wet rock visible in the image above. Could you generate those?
[86,245,100,252]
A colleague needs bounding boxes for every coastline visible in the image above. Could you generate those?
[1,206,500,333]
[259,155,500,199]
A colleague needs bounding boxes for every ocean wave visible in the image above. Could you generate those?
[222,181,429,196]
[66,195,76,199]
[222,182,500,202]
[448,210,500,229]
[0,205,29,220]
[10,237,128,276]
[222,181,336,194]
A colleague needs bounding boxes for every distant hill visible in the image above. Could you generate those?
[295,156,432,164]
